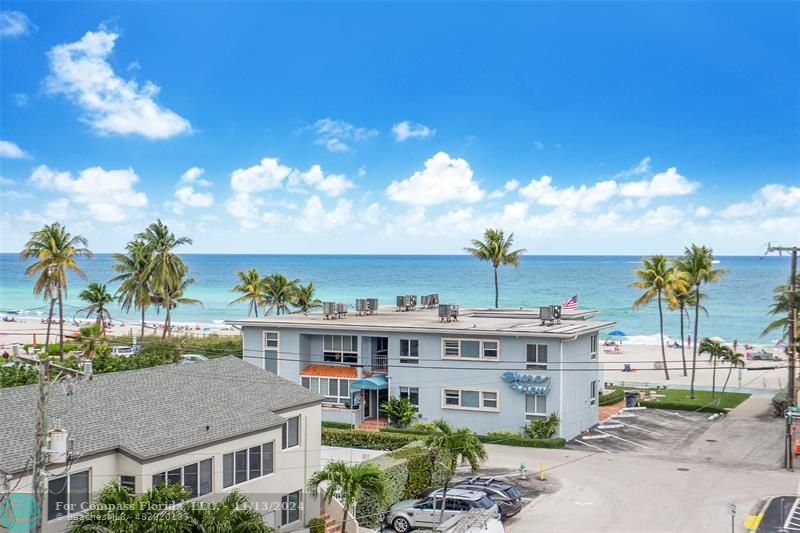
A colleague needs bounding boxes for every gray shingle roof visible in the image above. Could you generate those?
[0,356,322,475]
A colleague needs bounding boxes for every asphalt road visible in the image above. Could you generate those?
[758,496,800,532]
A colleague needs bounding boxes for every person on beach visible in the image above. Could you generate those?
[687,335,692,348]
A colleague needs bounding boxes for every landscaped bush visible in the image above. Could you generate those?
[410,422,436,433]
[355,455,408,529]
[321,428,420,450]
[600,387,625,406]
[772,389,788,417]
[486,430,523,440]
[0,362,39,388]
[321,421,355,430]
[306,517,326,533]
[523,413,560,439]
[380,396,418,428]
[388,442,433,499]
[477,434,566,449]
[24,343,80,355]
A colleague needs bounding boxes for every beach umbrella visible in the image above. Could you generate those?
[608,330,627,337]
[708,336,725,343]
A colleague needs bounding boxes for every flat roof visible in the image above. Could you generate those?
[227,306,616,338]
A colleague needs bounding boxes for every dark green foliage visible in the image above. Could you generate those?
[0,363,39,387]
[24,343,80,355]
[599,387,625,406]
[485,430,523,439]
[306,517,326,533]
[523,413,560,439]
[380,396,418,428]
[410,422,436,433]
[388,443,433,499]
[772,389,788,417]
[380,426,566,449]
[321,428,420,450]
[638,400,725,414]
[321,421,355,429]
[355,456,407,529]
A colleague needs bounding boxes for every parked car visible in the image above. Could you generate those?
[385,488,499,533]
[111,345,139,357]
[452,477,523,519]
[180,354,209,364]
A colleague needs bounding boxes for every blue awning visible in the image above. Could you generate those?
[351,375,388,391]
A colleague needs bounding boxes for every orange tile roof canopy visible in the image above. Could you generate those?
[299,364,359,379]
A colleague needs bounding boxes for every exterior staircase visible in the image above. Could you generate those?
[358,416,388,432]
[319,511,340,533]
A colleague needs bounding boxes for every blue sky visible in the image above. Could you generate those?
[1,2,798,254]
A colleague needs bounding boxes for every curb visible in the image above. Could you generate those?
[743,497,770,532]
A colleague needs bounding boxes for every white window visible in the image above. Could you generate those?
[590,335,597,359]
[526,344,548,369]
[323,335,358,364]
[152,459,213,500]
[590,380,598,405]
[441,388,500,411]
[281,490,301,525]
[301,376,351,405]
[264,331,279,372]
[525,394,547,420]
[282,415,300,449]
[441,338,500,361]
[48,470,89,521]
[400,339,419,363]
[222,442,274,488]
[399,386,419,406]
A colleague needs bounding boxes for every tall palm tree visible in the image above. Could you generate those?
[464,228,527,308]
[307,461,387,533]
[42,270,58,354]
[20,223,93,360]
[76,324,105,360]
[667,273,705,377]
[424,419,487,524]
[111,239,153,339]
[762,274,800,342]
[699,338,725,399]
[151,273,202,336]
[136,220,193,337]
[76,282,114,332]
[294,281,322,314]
[630,255,679,380]
[263,273,300,316]
[720,350,745,394]
[676,244,727,398]
[230,268,265,317]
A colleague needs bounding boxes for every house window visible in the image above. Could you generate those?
[400,339,419,363]
[399,386,420,406]
[441,339,500,361]
[302,376,351,404]
[590,380,598,405]
[282,416,300,449]
[281,490,301,525]
[525,394,547,420]
[223,442,275,489]
[441,388,500,411]
[48,470,89,521]
[120,475,136,496]
[590,335,597,359]
[526,344,548,369]
[264,331,279,372]
[153,459,213,499]
[323,335,358,364]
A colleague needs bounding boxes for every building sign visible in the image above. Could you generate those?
[501,371,550,395]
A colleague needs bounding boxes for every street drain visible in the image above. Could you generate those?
[705,439,717,443]
[677,467,690,471]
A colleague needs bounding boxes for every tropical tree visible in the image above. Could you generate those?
[263,273,300,316]
[76,324,106,360]
[294,281,322,314]
[676,244,727,398]
[380,396,418,428]
[424,419,487,523]
[20,223,93,360]
[668,280,707,377]
[630,254,679,380]
[111,239,153,339]
[762,274,800,343]
[307,461,387,533]
[76,282,114,332]
[464,228,527,308]
[183,491,273,532]
[136,220,193,338]
[720,350,745,394]
[699,338,726,399]
[151,272,202,335]
[230,268,265,317]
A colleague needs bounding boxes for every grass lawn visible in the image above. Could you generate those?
[610,386,751,412]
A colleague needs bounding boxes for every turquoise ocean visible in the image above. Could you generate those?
[0,254,792,344]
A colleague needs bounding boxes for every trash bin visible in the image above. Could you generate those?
[625,391,640,408]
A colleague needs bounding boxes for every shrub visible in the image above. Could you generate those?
[523,413,560,439]
[772,389,788,417]
[306,517,326,533]
[476,434,566,448]
[380,396,418,428]
[486,430,522,440]
[388,443,433,499]
[355,455,408,529]
[638,400,726,414]
[599,387,624,406]
[321,421,355,430]
[321,428,420,450]
[410,422,436,433]
[0,363,39,388]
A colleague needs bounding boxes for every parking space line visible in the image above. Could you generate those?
[630,414,673,427]
[575,439,615,454]
[656,410,693,419]
[595,429,650,449]
[614,421,665,436]
[784,497,800,530]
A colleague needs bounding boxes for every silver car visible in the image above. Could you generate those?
[385,488,499,532]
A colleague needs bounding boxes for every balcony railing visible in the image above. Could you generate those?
[371,353,388,373]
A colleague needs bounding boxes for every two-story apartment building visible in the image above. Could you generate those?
[0,356,323,532]
[229,304,614,439]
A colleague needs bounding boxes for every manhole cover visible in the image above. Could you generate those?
[705,439,717,443]
[677,467,690,471]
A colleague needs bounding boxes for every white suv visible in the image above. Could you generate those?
[385,488,499,532]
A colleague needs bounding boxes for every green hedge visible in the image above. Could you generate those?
[306,517,325,533]
[321,428,420,450]
[388,443,434,499]
[638,400,725,414]
[356,455,408,529]
[772,389,788,417]
[600,388,624,406]
[321,421,355,430]
[380,427,566,449]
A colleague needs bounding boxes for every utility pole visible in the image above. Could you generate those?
[767,244,798,471]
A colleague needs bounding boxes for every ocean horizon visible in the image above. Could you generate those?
[0,253,792,345]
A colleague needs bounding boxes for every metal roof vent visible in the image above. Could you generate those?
[336,303,348,318]
[367,298,379,314]
[355,299,369,316]
[323,302,336,319]
[439,304,459,322]
[396,295,417,312]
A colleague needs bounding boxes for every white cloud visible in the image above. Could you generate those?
[46,198,70,220]
[0,177,14,186]
[1,11,34,38]
[386,151,485,206]
[721,183,800,218]
[519,175,617,211]
[45,26,191,139]
[695,206,711,218]
[0,140,30,159]
[296,195,353,231]
[289,165,354,197]
[171,167,213,214]
[619,167,698,198]
[391,121,435,142]
[28,164,148,222]
[180,166,211,186]
[358,166,367,177]
[487,179,521,200]
[14,93,29,107]
[364,202,382,225]
[230,158,292,194]
[533,141,544,150]
[613,156,651,179]
[308,118,378,152]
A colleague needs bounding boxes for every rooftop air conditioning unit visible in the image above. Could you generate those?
[439,304,459,322]
[429,293,440,307]
[323,302,336,319]
[336,303,348,318]
[355,299,369,315]
[367,298,379,314]
[540,305,554,325]
[396,295,409,311]
[408,295,418,309]
[421,295,430,308]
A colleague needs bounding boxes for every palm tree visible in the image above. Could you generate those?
[183,491,272,532]
[630,255,679,380]
[424,419,487,524]
[720,350,745,394]
[676,244,727,398]
[76,282,114,332]
[294,281,322,314]
[762,274,800,342]
[76,324,105,360]
[699,338,725,399]
[464,228,527,308]
[263,273,300,316]
[20,223,92,360]
[668,280,707,377]
[111,239,153,339]
[136,220,193,338]
[230,268,265,317]
[151,272,202,335]
[307,461,387,533]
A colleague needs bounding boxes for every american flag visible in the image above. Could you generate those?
[562,295,578,310]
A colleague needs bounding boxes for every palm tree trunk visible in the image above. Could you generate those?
[44,298,56,354]
[339,503,349,533]
[690,285,700,399]
[58,291,65,361]
[679,307,687,376]
[711,353,717,399]
[163,305,171,339]
[493,265,499,308]
[657,291,670,380]
[721,364,734,394]
[140,306,146,339]
[439,480,449,524]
